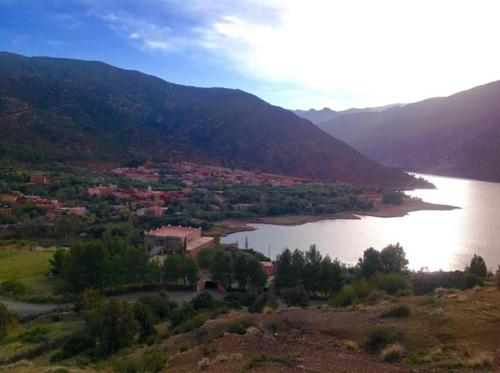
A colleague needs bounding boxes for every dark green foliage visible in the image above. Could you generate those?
[138,294,177,320]
[190,292,216,310]
[364,328,404,353]
[225,319,252,335]
[280,286,309,307]
[132,303,156,339]
[373,273,411,295]
[382,190,404,204]
[163,253,199,286]
[208,250,233,287]
[467,254,487,278]
[19,326,49,343]
[358,247,382,278]
[411,270,484,295]
[87,299,139,357]
[49,249,66,277]
[51,332,94,361]
[74,289,106,313]
[330,280,373,307]
[380,243,408,273]
[275,246,344,297]
[380,304,410,318]
[0,278,27,296]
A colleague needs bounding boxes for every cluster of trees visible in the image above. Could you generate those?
[358,243,409,277]
[197,248,268,290]
[274,245,344,298]
[50,236,199,291]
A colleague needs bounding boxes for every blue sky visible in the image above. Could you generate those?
[2,0,500,110]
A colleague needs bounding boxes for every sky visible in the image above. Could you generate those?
[2,0,500,110]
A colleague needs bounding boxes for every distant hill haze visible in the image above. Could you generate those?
[294,104,403,124]
[0,52,417,187]
[317,81,500,182]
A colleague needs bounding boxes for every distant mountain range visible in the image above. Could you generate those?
[317,81,500,182]
[294,104,403,124]
[0,52,417,187]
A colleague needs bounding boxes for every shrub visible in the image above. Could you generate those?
[139,294,177,320]
[0,278,27,296]
[226,319,252,335]
[411,271,483,294]
[380,343,405,362]
[365,290,389,303]
[330,285,356,307]
[466,254,487,278]
[264,319,288,333]
[280,286,309,307]
[19,326,49,343]
[364,328,403,353]
[190,292,216,310]
[496,267,500,289]
[52,332,94,361]
[380,304,410,318]
[373,273,410,295]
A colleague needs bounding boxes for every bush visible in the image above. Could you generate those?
[380,304,410,318]
[330,280,373,307]
[0,279,27,296]
[280,286,309,307]
[373,273,410,295]
[19,326,49,343]
[138,294,177,320]
[411,271,482,295]
[226,319,252,335]
[496,267,500,289]
[364,328,404,353]
[113,350,167,372]
[0,304,16,341]
[190,292,216,310]
[467,254,487,278]
[380,343,405,362]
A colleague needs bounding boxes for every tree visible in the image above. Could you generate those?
[62,241,110,290]
[274,249,294,289]
[467,254,487,278]
[380,243,408,273]
[304,245,322,294]
[246,256,268,289]
[234,253,249,289]
[319,255,344,296]
[280,286,309,307]
[163,254,183,284]
[49,249,66,277]
[209,250,233,287]
[132,303,156,339]
[359,247,382,278]
[88,299,138,357]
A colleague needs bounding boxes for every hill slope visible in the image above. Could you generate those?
[294,104,404,124]
[0,52,414,187]
[318,82,500,182]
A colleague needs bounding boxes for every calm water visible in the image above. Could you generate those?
[221,174,500,271]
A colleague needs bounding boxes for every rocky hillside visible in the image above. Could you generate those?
[0,52,416,187]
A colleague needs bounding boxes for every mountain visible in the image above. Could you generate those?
[317,81,500,182]
[0,52,416,187]
[294,104,404,124]
[293,107,339,124]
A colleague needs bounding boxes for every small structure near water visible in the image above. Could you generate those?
[144,225,215,257]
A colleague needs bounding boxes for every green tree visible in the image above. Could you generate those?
[380,243,408,273]
[132,303,156,339]
[319,255,344,296]
[163,254,183,284]
[274,248,294,289]
[359,247,382,278]
[234,253,249,289]
[304,245,322,295]
[467,254,487,278]
[88,299,138,357]
[49,249,66,277]
[209,249,233,287]
[246,256,268,289]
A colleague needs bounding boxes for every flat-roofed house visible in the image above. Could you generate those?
[144,225,215,257]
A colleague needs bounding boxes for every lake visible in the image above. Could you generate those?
[221,174,500,271]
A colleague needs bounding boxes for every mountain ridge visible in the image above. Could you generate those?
[0,52,416,187]
[317,80,500,182]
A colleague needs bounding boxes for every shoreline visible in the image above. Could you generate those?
[211,197,459,237]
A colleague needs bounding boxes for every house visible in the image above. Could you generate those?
[144,225,215,256]
[30,175,50,185]
[260,261,276,278]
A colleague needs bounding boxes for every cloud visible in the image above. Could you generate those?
[87,0,500,108]
[194,0,500,108]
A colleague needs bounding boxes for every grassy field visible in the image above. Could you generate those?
[0,243,60,295]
